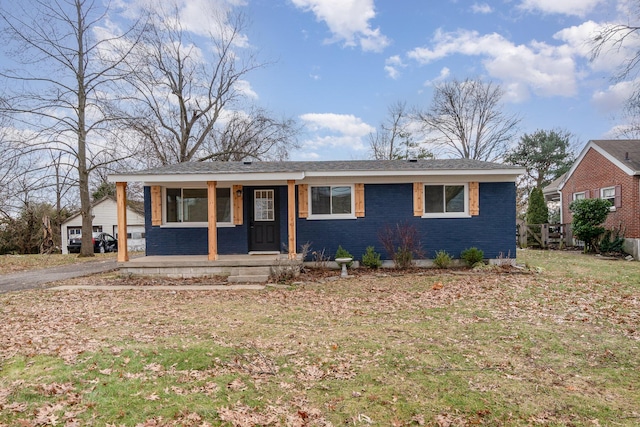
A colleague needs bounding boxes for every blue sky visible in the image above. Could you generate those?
[4,0,638,162]
[231,0,639,160]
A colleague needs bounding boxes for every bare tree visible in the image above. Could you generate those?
[0,130,30,220]
[122,5,296,165]
[0,0,142,256]
[44,148,77,213]
[614,115,640,138]
[416,78,520,162]
[0,112,53,220]
[591,5,640,123]
[203,108,299,161]
[591,4,640,84]
[369,101,426,160]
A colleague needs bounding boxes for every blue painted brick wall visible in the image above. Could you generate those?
[277,186,288,250]
[296,182,516,260]
[144,182,516,259]
[143,186,248,255]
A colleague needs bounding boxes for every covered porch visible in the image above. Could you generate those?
[113,178,300,260]
[112,174,302,280]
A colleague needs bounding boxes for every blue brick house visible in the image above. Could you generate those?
[109,159,523,263]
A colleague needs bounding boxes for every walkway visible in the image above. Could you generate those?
[0,259,118,294]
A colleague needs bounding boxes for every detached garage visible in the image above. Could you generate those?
[61,196,146,254]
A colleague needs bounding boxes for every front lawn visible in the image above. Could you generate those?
[0,253,117,275]
[0,249,638,426]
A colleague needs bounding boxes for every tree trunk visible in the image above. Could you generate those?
[76,2,93,258]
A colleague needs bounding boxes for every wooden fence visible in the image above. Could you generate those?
[516,221,573,249]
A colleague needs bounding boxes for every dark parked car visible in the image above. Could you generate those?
[67,232,118,254]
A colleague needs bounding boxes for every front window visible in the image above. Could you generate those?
[424,184,467,216]
[573,192,586,201]
[165,187,231,225]
[309,185,353,218]
[216,188,231,222]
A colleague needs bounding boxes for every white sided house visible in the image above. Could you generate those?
[61,196,146,254]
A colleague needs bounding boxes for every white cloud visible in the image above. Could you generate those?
[296,150,321,160]
[384,55,406,79]
[290,0,390,52]
[301,135,367,150]
[234,80,258,99]
[298,113,374,153]
[518,0,605,17]
[121,0,250,46]
[407,29,578,101]
[471,3,493,14]
[555,20,640,75]
[552,21,600,59]
[423,67,451,86]
[299,113,375,136]
[591,80,636,113]
[616,0,637,16]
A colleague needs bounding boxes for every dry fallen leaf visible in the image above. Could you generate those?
[145,393,160,401]
[227,378,247,391]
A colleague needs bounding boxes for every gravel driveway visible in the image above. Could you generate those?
[0,259,118,294]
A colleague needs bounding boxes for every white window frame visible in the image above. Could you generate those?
[422,183,470,218]
[254,189,275,222]
[162,187,234,228]
[600,186,616,211]
[307,184,356,220]
[572,191,587,201]
[67,227,82,239]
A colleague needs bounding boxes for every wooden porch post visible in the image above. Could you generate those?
[287,180,297,260]
[207,181,218,261]
[116,182,129,262]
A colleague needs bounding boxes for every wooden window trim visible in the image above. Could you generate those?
[413,183,424,216]
[469,181,479,216]
[417,182,475,218]
[355,183,365,217]
[233,185,243,225]
[151,185,162,226]
[298,184,309,218]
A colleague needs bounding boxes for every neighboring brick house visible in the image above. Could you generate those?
[550,140,640,258]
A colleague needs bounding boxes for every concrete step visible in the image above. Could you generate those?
[231,266,272,276]
[228,275,270,283]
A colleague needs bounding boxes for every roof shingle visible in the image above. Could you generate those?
[592,140,640,173]
[119,159,522,176]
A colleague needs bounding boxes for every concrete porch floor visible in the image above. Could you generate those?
[118,253,303,280]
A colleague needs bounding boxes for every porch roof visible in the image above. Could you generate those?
[109,159,524,183]
[542,173,566,202]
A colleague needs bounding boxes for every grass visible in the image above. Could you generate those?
[0,253,117,275]
[0,249,638,425]
[517,247,640,280]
